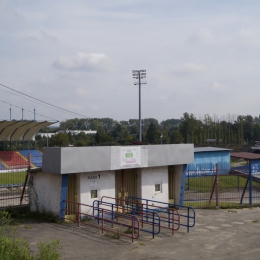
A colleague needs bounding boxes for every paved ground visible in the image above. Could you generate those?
[16,207,260,260]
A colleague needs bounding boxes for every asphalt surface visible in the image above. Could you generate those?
[16,207,260,260]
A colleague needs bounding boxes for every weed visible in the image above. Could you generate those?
[252,219,259,223]
[0,210,62,260]
[227,210,237,213]
[138,242,145,246]
[124,227,138,234]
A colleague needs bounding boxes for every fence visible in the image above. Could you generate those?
[184,164,260,208]
[0,151,41,208]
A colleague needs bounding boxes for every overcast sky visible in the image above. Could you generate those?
[1,0,260,124]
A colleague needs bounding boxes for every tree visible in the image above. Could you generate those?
[146,122,159,144]
[170,130,183,144]
[179,112,198,143]
[50,133,69,147]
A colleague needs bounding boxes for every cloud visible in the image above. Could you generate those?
[172,63,208,77]
[76,88,88,97]
[67,103,83,111]
[53,52,119,71]
[208,81,228,93]
[89,104,99,111]
[187,27,214,44]
[160,96,168,101]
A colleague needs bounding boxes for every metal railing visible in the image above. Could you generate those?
[126,196,195,233]
[93,198,161,238]
[62,200,140,242]
[96,196,182,236]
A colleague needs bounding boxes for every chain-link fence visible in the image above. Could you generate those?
[184,164,260,208]
[0,151,42,208]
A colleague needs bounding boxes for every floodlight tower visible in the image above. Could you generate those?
[132,70,147,142]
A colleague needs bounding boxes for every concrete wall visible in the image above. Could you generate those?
[78,171,115,214]
[43,144,194,174]
[29,172,62,217]
[139,166,168,206]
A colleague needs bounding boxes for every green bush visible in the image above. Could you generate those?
[0,211,62,260]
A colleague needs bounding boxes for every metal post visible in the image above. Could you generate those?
[22,107,24,121]
[132,70,146,142]
[216,164,219,207]
[34,108,35,121]
[10,106,11,121]
[77,203,80,227]
[139,71,142,142]
[249,161,252,205]
[121,169,125,213]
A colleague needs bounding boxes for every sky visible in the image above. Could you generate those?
[1,0,260,125]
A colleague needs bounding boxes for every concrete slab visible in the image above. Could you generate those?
[16,207,260,260]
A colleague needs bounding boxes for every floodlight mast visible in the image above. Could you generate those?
[132,70,147,142]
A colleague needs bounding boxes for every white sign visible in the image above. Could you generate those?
[121,146,141,168]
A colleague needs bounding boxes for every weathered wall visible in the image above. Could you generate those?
[29,172,61,217]
[43,144,194,174]
[78,171,115,214]
[139,166,169,206]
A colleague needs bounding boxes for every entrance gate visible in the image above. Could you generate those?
[168,166,175,204]
[115,169,137,204]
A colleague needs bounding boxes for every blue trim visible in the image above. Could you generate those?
[249,162,252,205]
[60,174,68,219]
[179,164,187,207]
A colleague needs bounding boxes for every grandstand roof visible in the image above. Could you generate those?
[0,120,56,141]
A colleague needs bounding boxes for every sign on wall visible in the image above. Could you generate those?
[111,146,146,169]
[121,146,141,168]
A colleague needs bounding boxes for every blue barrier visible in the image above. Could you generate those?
[127,196,195,233]
[93,199,161,238]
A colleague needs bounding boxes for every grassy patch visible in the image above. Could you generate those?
[0,171,27,185]
[185,175,251,193]
[0,210,62,260]
[4,207,60,224]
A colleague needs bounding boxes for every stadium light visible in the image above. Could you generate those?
[132,70,147,142]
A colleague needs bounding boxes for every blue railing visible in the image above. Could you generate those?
[93,199,161,238]
[127,196,195,233]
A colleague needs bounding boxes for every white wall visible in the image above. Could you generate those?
[140,166,169,206]
[78,171,115,215]
[29,172,61,217]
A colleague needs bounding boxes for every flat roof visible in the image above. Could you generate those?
[194,147,232,153]
[43,144,194,174]
[231,152,260,160]
[0,120,57,141]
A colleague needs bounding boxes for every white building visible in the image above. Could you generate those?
[29,144,194,218]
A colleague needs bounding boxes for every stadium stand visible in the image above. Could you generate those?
[19,150,43,168]
[0,162,7,170]
[0,151,28,170]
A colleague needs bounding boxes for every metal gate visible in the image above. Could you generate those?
[66,174,77,215]
[115,169,137,204]
[168,166,175,204]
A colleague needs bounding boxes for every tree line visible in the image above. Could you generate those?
[36,113,260,148]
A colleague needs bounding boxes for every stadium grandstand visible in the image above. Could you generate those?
[0,120,56,170]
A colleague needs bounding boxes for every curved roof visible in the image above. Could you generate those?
[0,120,56,141]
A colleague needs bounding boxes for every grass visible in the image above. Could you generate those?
[185,175,258,193]
[0,171,27,185]
[4,206,61,224]
[0,210,62,260]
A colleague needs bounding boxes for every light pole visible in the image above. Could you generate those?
[160,133,163,144]
[132,70,147,142]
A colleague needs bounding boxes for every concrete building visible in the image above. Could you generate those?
[28,144,194,218]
